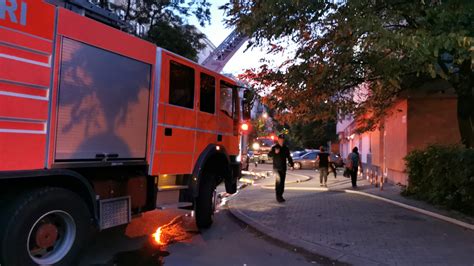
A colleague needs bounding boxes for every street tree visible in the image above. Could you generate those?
[223,0,474,147]
[282,121,337,150]
[114,0,211,61]
[250,118,267,138]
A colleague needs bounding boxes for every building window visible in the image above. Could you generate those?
[200,73,215,114]
[220,81,235,118]
[169,61,195,109]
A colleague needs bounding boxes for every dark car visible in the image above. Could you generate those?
[293,151,319,170]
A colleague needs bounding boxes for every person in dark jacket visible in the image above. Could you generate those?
[268,134,294,202]
[347,147,363,188]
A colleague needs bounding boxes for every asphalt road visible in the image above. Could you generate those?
[165,208,329,266]
[79,182,328,266]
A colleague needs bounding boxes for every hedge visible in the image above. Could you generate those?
[404,145,474,216]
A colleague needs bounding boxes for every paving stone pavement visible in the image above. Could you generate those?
[253,164,474,225]
[228,180,474,266]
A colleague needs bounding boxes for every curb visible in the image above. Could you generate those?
[281,172,313,184]
[241,170,272,178]
[343,189,474,231]
[241,171,312,185]
[259,186,474,231]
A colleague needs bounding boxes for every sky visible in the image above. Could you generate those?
[188,0,285,75]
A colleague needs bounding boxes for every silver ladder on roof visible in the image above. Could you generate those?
[47,0,132,31]
[202,29,248,73]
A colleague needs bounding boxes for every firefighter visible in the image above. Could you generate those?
[268,134,294,203]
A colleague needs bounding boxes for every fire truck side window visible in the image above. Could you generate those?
[169,60,195,109]
[220,81,235,118]
[200,73,215,114]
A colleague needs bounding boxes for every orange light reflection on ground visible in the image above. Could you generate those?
[152,227,164,246]
[149,214,198,247]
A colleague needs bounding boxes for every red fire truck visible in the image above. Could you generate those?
[0,1,249,265]
[252,135,277,164]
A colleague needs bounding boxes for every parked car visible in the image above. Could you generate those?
[293,151,319,169]
[293,150,343,169]
[291,150,307,158]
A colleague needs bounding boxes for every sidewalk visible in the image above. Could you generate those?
[251,165,474,225]
[229,169,474,265]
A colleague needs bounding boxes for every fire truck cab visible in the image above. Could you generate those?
[0,1,246,265]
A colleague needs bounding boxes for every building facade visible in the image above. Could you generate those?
[337,83,461,185]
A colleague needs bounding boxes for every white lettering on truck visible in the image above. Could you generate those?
[0,0,27,26]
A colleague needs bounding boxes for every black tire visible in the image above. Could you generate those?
[195,174,216,229]
[0,187,92,266]
[294,162,302,170]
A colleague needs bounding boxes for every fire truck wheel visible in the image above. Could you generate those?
[0,187,91,266]
[195,174,216,229]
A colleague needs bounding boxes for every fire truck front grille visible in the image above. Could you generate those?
[99,196,131,230]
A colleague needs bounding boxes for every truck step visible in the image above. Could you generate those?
[156,202,193,210]
[157,185,188,192]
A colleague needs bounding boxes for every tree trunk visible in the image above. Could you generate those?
[455,61,474,148]
[457,96,474,148]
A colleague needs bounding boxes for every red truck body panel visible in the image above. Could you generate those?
[1,0,240,175]
[0,0,55,171]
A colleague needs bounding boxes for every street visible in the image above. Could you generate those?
[2,2,473,266]
[79,181,335,266]
[166,209,334,266]
[231,164,474,266]
[79,163,474,265]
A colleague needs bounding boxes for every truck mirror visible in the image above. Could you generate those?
[242,89,252,120]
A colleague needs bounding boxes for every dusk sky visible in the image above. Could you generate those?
[188,0,288,75]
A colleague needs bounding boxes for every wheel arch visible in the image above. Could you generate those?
[0,169,98,224]
[191,144,237,197]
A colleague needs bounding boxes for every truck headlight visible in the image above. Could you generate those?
[252,142,260,150]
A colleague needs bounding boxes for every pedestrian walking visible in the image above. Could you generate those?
[329,161,337,178]
[316,146,330,187]
[268,134,294,203]
[347,147,363,188]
